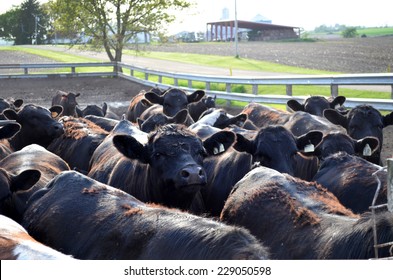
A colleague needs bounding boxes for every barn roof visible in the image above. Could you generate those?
[206,20,300,30]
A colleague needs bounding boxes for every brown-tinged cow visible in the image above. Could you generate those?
[22,171,270,260]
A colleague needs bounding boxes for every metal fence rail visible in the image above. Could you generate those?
[1,62,393,110]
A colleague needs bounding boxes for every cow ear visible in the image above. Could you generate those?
[113,134,149,163]
[233,133,255,154]
[330,96,346,109]
[140,99,152,108]
[324,109,348,128]
[144,91,164,105]
[0,123,21,140]
[137,118,144,129]
[13,99,24,109]
[102,102,108,115]
[49,105,64,118]
[10,169,41,193]
[203,131,235,156]
[187,90,205,104]
[2,109,19,121]
[382,111,393,127]
[287,99,304,112]
[296,130,323,153]
[354,137,380,156]
[75,93,81,97]
[170,109,188,124]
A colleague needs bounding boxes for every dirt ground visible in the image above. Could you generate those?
[1,37,393,164]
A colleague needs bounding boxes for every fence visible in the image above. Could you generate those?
[1,62,393,110]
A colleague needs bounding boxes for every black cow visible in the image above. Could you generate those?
[0,144,70,222]
[188,95,216,121]
[0,98,23,113]
[89,123,235,213]
[221,166,393,259]
[126,90,153,123]
[287,95,346,117]
[139,88,205,125]
[284,111,346,137]
[22,171,270,260]
[51,90,80,117]
[324,104,393,164]
[234,125,323,177]
[296,132,380,180]
[191,108,248,130]
[47,117,109,173]
[312,152,387,214]
[137,109,188,133]
[0,215,74,260]
[2,104,64,150]
[83,115,119,132]
[88,117,148,184]
[77,103,108,117]
[198,125,322,217]
[240,103,290,128]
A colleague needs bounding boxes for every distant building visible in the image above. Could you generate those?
[252,14,272,24]
[221,8,230,20]
[206,20,300,41]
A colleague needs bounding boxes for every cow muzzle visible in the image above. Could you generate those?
[175,165,207,191]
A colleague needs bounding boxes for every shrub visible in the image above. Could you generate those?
[342,27,358,38]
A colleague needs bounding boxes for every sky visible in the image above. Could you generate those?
[2,0,393,34]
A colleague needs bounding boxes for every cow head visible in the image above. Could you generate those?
[312,132,380,161]
[80,103,108,117]
[287,95,346,117]
[235,125,323,175]
[0,168,41,222]
[138,109,188,133]
[144,88,205,117]
[324,105,392,164]
[3,105,64,150]
[112,124,235,205]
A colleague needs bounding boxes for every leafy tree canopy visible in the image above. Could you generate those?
[47,0,192,62]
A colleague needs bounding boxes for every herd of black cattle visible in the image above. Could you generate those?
[1,87,393,260]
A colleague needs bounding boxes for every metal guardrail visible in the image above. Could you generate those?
[1,62,393,110]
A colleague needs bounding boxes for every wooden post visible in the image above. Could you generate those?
[387,159,393,212]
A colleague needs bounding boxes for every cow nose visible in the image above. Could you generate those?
[178,165,206,186]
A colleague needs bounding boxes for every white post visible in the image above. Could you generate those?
[387,158,393,212]
[234,0,239,58]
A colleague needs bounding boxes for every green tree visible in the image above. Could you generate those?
[342,27,358,38]
[47,0,191,63]
[0,8,21,42]
[0,0,48,44]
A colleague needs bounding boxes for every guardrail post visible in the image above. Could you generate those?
[206,82,211,91]
[158,75,162,84]
[174,78,178,87]
[188,80,192,88]
[331,84,338,97]
[71,66,76,74]
[387,159,393,212]
[24,67,28,75]
[252,84,258,95]
[145,73,149,80]
[226,83,231,107]
[286,85,293,96]
[391,85,393,99]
